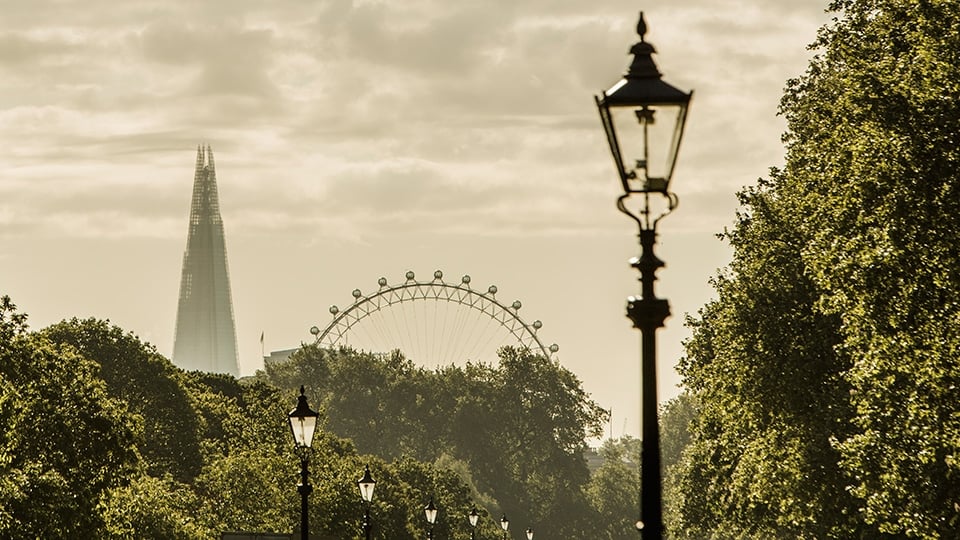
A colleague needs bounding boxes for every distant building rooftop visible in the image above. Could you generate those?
[263,348,298,367]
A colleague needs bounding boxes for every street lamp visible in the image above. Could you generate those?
[425,497,438,539]
[357,465,377,540]
[594,11,692,540]
[500,514,509,540]
[526,527,534,540]
[468,505,480,540]
[288,386,320,540]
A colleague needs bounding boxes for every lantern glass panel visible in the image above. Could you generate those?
[605,100,686,193]
[289,414,317,448]
[425,503,438,524]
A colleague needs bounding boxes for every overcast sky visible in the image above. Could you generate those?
[1,0,833,438]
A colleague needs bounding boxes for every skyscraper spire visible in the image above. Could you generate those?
[172,144,240,376]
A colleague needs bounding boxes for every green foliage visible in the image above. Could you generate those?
[787,2,960,536]
[192,449,296,535]
[261,344,608,537]
[2,294,614,538]
[40,318,205,481]
[660,393,696,474]
[178,371,299,460]
[672,177,860,538]
[3,296,531,538]
[0,298,140,538]
[101,474,206,539]
[660,393,695,538]
[0,295,27,340]
[482,347,606,537]
[671,1,960,538]
[373,456,478,539]
[587,437,641,539]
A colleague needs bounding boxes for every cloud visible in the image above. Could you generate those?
[137,20,280,99]
[0,30,80,66]
[0,0,834,243]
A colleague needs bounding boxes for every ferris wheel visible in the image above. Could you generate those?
[310,270,559,368]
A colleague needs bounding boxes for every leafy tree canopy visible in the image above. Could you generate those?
[2,297,527,539]
[671,1,960,538]
[0,297,139,538]
[261,344,609,537]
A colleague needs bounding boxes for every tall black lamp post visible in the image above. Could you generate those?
[468,505,480,540]
[500,514,509,540]
[595,11,692,540]
[288,386,320,540]
[357,465,377,540]
[425,497,439,539]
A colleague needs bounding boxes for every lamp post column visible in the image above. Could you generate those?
[362,505,371,540]
[628,227,669,539]
[298,456,312,540]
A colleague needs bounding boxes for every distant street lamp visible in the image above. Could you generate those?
[594,11,692,540]
[425,497,439,539]
[357,465,377,540]
[500,514,509,540]
[469,505,480,540]
[526,527,534,540]
[288,386,320,540]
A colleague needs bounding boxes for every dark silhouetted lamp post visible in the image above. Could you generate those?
[469,505,480,540]
[500,514,509,540]
[594,11,692,540]
[358,465,377,540]
[425,497,439,539]
[288,386,320,540]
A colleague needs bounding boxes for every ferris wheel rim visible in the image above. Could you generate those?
[312,270,559,361]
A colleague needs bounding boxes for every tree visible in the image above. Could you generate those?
[781,1,960,536]
[261,345,608,537]
[586,437,641,539]
[659,392,696,474]
[0,297,140,538]
[4,298,552,539]
[191,449,297,535]
[469,347,605,537]
[659,392,696,538]
[266,347,457,462]
[40,318,205,481]
[671,176,860,538]
[101,474,206,539]
[672,1,960,538]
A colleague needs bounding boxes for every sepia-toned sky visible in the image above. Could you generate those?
[0,0,833,438]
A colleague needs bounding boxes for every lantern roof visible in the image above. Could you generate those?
[288,385,319,419]
[601,12,691,106]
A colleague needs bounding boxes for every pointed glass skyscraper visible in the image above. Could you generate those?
[172,145,240,375]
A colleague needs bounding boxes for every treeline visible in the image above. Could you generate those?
[664,1,960,538]
[0,302,506,538]
[260,344,613,537]
[0,296,651,539]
